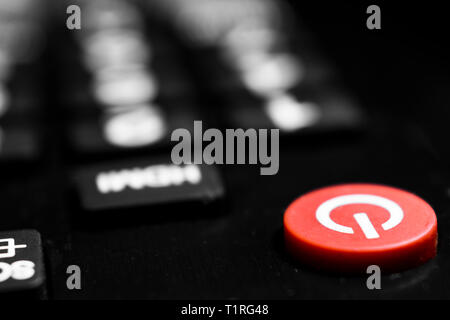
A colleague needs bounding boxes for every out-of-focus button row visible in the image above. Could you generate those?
[0,0,45,162]
[146,0,363,135]
[66,0,167,149]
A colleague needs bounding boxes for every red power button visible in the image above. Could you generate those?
[284,184,438,272]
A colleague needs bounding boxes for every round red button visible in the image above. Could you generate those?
[284,184,437,272]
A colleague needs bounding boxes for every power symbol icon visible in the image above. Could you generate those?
[284,184,438,272]
[316,194,404,239]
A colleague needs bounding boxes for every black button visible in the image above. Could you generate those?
[74,157,224,211]
[0,230,46,299]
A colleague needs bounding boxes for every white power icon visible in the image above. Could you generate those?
[315,194,404,239]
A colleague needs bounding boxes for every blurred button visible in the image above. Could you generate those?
[68,99,199,155]
[234,52,304,95]
[82,29,151,72]
[284,184,438,272]
[81,0,143,31]
[102,104,166,148]
[168,0,280,46]
[221,21,280,55]
[92,66,158,106]
[264,93,320,131]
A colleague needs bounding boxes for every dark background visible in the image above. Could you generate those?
[2,1,450,299]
